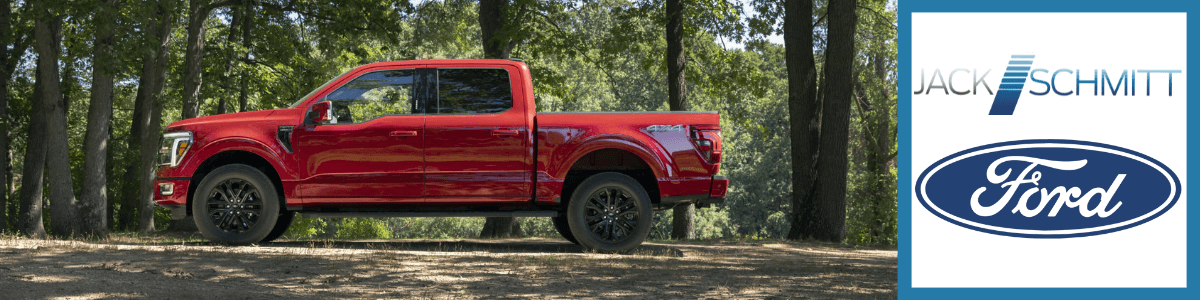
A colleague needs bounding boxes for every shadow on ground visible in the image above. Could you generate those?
[0,237,897,299]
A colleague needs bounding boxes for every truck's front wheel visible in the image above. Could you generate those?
[567,172,652,253]
[192,164,281,244]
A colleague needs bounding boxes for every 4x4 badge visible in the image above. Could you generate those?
[645,125,684,132]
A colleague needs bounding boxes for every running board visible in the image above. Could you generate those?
[302,211,559,219]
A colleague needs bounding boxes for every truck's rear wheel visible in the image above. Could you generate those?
[192,164,280,244]
[552,215,579,244]
[567,172,652,253]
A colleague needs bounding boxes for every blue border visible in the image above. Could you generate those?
[900,1,1197,298]
[913,139,1182,239]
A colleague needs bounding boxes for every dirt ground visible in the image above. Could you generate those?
[0,235,896,299]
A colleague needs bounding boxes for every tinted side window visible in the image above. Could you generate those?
[325,69,417,124]
[437,69,512,114]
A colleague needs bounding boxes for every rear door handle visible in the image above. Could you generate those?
[390,130,418,137]
[492,129,520,136]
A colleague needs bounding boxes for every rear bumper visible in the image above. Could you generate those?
[656,175,728,209]
[709,175,728,198]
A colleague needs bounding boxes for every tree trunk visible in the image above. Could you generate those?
[35,4,79,237]
[118,67,149,231]
[665,0,693,240]
[120,16,156,231]
[141,7,175,232]
[79,0,119,238]
[665,0,687,112]
[795,0,857,242]
[139,103,165,232]
[106,122,116,230]
[181,0,214,119]
[867,53,894,244]
[1,3,28,232]
[238,4,251,112]
[476,0,523,238]
[122,4,173,232]
[478,0,516,59]
[17,65,47,238]
[216,5,240,115]
[785,0,822,240]
[0,0,11,233]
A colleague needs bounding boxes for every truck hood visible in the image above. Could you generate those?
[164,108,304,132]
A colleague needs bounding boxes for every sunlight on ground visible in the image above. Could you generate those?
[0,237,897,299]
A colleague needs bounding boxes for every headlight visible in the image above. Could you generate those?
[159,131,193,167]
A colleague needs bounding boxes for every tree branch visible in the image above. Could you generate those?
[258,1,372,31]
[856,4,896,31]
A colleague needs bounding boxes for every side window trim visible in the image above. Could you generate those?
[418,68,438,115]
[431,67,514,115]
[320,68,423,126]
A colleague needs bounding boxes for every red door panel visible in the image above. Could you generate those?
[294,67,426,205]
[297,116,425,203]
[424,115,528,200]
[423,67,530,203]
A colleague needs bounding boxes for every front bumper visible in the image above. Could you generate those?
[154,177,191,219]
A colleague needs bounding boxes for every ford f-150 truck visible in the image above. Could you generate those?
[153,59,727,252]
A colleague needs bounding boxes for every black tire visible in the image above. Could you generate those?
[552,215,579,244]
[566,172,652,253]
[192,164,281,244]
[261,211,295,243]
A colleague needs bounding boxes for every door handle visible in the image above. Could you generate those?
[390,130,418,137]
[492,129,520,136]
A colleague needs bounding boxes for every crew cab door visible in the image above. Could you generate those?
[294,68,427,204]
[424,67,531,203]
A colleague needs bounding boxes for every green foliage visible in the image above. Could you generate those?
[517,216,558,238]
[283,214,326,239]
[282,216,393,240]
[154,207,173,230]
[650,206,736,240]
[336,218,393,239]
[387,217,486,239]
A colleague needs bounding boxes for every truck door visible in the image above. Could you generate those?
[424,67,531,204]
[295,68,426,204]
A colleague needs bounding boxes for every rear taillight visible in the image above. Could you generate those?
[691,125,722,164]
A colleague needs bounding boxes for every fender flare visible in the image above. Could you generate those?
[557,134,674,180]
[184,137,296,181]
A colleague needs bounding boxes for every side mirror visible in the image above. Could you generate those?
[308,101,332,124]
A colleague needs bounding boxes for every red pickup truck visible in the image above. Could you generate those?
[153,59,727,252]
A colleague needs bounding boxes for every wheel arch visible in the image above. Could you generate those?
[187,149,287,217]
[560,148,662,208]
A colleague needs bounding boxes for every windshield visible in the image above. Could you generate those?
[288,68,357,108]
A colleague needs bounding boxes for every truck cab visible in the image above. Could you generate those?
[154,59,726,252]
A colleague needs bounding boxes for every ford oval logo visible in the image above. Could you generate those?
[915,139,1180,238]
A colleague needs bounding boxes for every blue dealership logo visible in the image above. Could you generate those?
[914,55,1182,115]
[988,55,1035,115]
[915,139,1180,238]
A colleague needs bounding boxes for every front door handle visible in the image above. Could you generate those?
[390,130,418,137]
[492,129,520,136]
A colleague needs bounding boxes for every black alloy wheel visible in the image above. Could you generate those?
[567,172,652,253]
[583,187,640,242]
[207,178,264,233]
[193,164,281,244]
